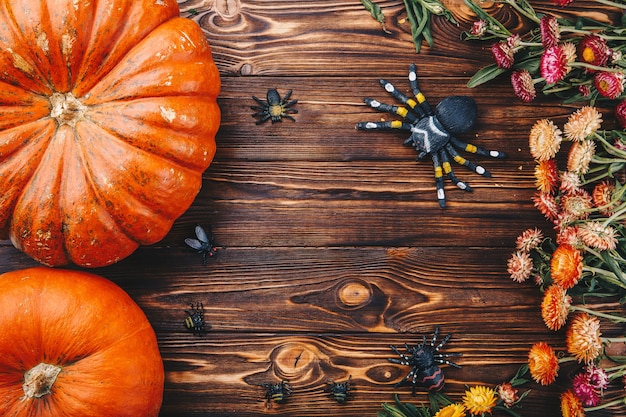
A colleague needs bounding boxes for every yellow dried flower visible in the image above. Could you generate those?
[529,119,563,161]
[462,385,497,415]
[433,403,467,417]
[564,106,602,141]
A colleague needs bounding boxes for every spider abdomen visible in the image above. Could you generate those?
[418,365,445,391]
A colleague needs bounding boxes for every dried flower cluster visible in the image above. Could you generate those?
[463,0,626,127]
[507,106,626,415]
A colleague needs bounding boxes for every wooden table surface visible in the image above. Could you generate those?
[1,0,625,416]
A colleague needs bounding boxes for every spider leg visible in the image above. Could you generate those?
[378,79,424,119]
[431,153,447,208]
[450,136,506,159]
[434,357,463,369]
[252,96,268,107]
[434,333,452,351]
[253,113,271,125]
[445,143,492,177]
[356,120,413,131]
[363,98,419,124]
[394,367,417,388]
[281,89,294,102]
[408,64,433,116]
[439,150,472,192]
[430,326,440,347]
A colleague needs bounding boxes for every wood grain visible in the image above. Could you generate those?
[1,0,625,416]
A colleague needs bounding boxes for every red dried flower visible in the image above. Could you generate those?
[541,46,569,84]
[578,84,591,97]
[511,70,536,102]
[616,99,626,129]
[550,244,583,289]
[492,41,515,69]
[471,20,487,37]
[577,35,611,71]
[552,0,574,5]
[540,15,560,49]
[594,71,624,99]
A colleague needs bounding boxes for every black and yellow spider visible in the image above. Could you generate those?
[356,64,505,207]
[251,88,298,124]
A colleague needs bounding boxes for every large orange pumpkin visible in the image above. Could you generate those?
[0,0,220,267]
[0,267,164,416]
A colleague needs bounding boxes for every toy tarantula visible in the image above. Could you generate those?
[388,326,462,394]
[260,380,292,408]
[356,63,505,207]
[251,88,298,124]
[326,375,355,403]
[184,302,209,336]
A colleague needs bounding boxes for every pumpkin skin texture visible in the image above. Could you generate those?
[0,267,164,417]
[0,0,221,267]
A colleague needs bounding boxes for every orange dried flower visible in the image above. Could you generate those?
[534,159,559,193]
[528,341,559,385]
[529,119,563,161]
[560,389,586,417]
[563,107,602,142]
[541,284,572,330]
[566,313,602,364]
[592,180,618,215]
[550,244,583,289]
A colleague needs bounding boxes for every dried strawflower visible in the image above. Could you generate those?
[594,71,624,99]
[616,99,626,129]
[559,171,582,195]
[433,403,467,417]
[535,159,559,193]
[577,34,611,70]
[567,140,595,174]
[528,341,559,385]
[550,244,583,289]
[566,313,602,364]
[540,15,560,49]
[541,284,572,331]
[592,180,617,215]
[585,364,609,391]
[552,0,574,6]
[470,20,487,37]
[533,192,560,222]
[496,382,519,408]
[516,227,544,252]
[541,45,569,84]
[560,191,592,221]
[462,385,497,415]
[563,106,602,142]
[507,250,534,283]
[529,119,563,161]
[577,221,618,250]
[492,41,515,69]
[560,389,586,417]
[572,372,601,406]
[556,226,581,246]
[511,70,537,102]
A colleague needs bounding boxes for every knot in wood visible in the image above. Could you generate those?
[337,280,372,309]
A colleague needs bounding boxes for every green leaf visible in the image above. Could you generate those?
[361,0,391,33]
[467,63,507,88]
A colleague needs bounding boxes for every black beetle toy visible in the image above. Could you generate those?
[184,302,209,336]
[260,380,293,408]
[356,63,505,207]
[388,326,462,394]
[326,375,355,403]
[251,88,298,124]
[185,225,221,265]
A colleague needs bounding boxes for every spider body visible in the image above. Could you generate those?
[184,302,208,335]
[326,375,354,403]
[260,380,292,408]
[185,225,221,265]
[388,326,462,394]
[252,88,298,124]
[356,64,505,207]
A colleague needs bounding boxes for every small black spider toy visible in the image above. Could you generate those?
[388,326,462,394]
[184,302,209,335]
[356,63,505,207]
[326,375,355,403]
[251,88,298,124]
[260,380,292,408]
[185,224,221,265]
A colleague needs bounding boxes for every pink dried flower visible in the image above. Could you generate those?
[497,382,519,408]
[594,71,624,99]
[533,192,560,222]
[578,221,618,250]
[572,372,601,407]
[516,228,544,252]
[471,20,487,37]
[511,70,536,102]
[541,46,569,84]
[561,190,592,220]
[559,171,582,195]
[586,364,609,391]
[556,226,581,246]
[492,41,515,69]
[577,34,611,70]
[507,250,534,283]
[578,84,591,97]
[540,15,560,49]
[616,100,626,129]
[552,0,574,5]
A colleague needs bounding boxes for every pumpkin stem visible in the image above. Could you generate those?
[49,92,88,127]
[22,362,62,400]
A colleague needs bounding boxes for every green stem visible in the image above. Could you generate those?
[583,266,626,289]
[584,396,626,412]
[501,0,540,24]
[570,305,626,322]
[593,0,626,10]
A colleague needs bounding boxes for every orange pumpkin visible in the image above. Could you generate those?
[0,0,221,267]
[0,267,164,416]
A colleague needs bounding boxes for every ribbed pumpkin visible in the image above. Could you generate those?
[0,267,164,416]
[0,0,220,267]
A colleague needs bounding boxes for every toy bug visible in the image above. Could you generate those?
[356,63,505,207]
[260,380,292,408]
[251,88,298,124]
[326,375,354,403]
[185,225,221,265]
[184,302,209,335]
[388,326,462,394]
